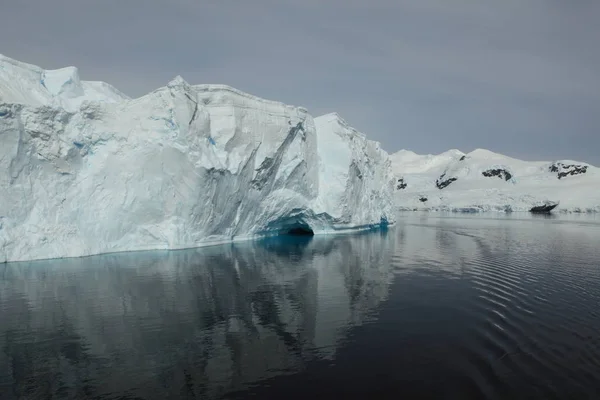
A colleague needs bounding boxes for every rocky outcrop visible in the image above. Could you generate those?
[550,162,588,179]
[530,202,559,213]
[482,168,512,181]
[436,173,458,189]
[396,178,407,190]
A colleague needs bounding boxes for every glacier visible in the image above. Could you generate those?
[391,148,600,213]
[0,55,395,263]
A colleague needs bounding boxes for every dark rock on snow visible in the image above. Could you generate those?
[530,202,559,213]
[436,173,458,189]
[549,162,588,179]
[482,168,512,181]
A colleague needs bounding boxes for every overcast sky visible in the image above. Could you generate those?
[2,0,599,164]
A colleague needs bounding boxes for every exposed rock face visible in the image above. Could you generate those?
[482,168,513,181]
[530,202,559,213]
[396,178,407,190]
[550,162,588,179]
[436,173,458,189]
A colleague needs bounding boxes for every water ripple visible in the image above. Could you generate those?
[1,213,600,399]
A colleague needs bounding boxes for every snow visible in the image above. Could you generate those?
[0,54,128,112]
[392,148,600,213]
[391,149,464,174]
[0,55,395,263]
[313,113,395,229]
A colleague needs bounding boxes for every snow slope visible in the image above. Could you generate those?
[392,148,600,213]
[0,55,395,263]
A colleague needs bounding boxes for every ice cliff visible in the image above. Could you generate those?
[0,55,395,263]
[391,148,600,213]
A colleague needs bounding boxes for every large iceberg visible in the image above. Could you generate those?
[391,148,600,213]
[0,55,395,263]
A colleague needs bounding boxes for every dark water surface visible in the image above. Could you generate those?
[1,213,600,399]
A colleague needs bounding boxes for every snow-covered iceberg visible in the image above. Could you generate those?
[0,55,395,263]
[391,148,600,213]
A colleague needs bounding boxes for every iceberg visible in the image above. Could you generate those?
[0,55,395,263]
[391,148,600,213]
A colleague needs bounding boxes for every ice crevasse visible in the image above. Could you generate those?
[0,55,396,262]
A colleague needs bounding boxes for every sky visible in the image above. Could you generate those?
[2,0,599,165]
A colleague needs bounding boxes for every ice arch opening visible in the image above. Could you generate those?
[285,222,314,236]
[262,216,314,236]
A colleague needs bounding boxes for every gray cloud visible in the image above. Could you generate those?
[2,0,599,164]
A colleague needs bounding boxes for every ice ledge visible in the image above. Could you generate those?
[316,112,352,128]
[0,53,44,73]
[315,112,368,141]
[0,224,394,264]
[191,83,308,113]
[1,54,310,115]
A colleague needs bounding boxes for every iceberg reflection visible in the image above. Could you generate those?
[0,230,394,399]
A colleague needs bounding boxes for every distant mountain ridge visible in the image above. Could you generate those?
[391,148,599,213]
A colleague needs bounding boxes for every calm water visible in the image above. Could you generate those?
[1,213,600,399]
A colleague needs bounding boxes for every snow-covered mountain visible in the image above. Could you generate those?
[391,148,600,213]
[0,55,395,263]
